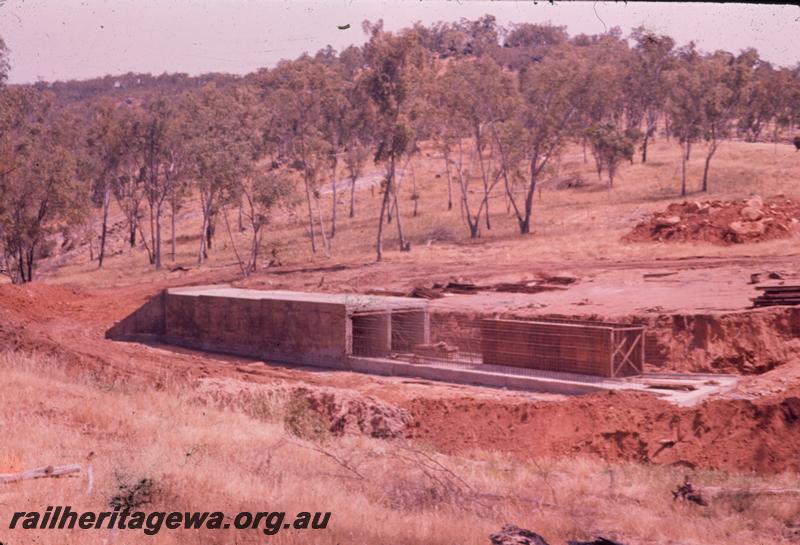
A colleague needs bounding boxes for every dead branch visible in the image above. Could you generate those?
[0,464,81,484]
[285,438,365,480]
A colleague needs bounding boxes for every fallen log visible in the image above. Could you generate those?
[0,464,81,484]
[490,525,551,545]
[567,539,626,545]
[673,477,800,506]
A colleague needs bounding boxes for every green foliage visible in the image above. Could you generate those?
[283,392,330,444]
[0,88,86,282]
[586,123,639,185]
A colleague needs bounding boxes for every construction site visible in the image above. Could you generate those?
[106,283,751,405]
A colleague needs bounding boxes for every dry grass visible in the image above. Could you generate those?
[1,350,798,545]
[31,137,800,291]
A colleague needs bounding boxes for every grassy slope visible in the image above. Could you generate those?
[2,351,799,545]
[37,138,800,290]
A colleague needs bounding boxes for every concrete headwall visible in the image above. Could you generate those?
[105,291,166,342]
[162,292,350,367]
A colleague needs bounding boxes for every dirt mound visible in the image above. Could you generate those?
[193,378,412,439]
[624,195,800,245]
[405,389,800,474]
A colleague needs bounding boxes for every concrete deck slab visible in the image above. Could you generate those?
[167,285,428,312]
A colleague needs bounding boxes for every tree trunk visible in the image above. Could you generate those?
[17,247,26,284]
[393,181,409,251]
[205,216,214,251]
[459,176,479,239]
[681,141,688,197]
[685,141,692,161]
[349,175,357,218]
[376,159,394,262]
[443,152,453,210]
[98,187,110,268]
[129,220,136,248]
[198,199,209,264]
[303,168,317,253]
[701,141,718,193]
[249,225,262,272]
[222,205,247,277]
[641,132,649,163]
[171,195,177,261]
[330,158,338,239]
[315,196,330,252]
[25,245,35,283]
[154,203,162,270]
[148,202,157,266]
[519,160,539,235]
[478,166,491,230]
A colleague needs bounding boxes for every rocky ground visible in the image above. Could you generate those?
[624,194,800,245]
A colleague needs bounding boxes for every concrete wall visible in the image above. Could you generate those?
[105,291,166,342]
[162,292,350,367]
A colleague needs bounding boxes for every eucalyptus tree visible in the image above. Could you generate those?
[362,22,430,260]
[696,51,747,192]
[184,83,261,264]
[627,27,675,162]
[737,52,778,143]
[83,97,129,267]
[134,97,172,268]
[437,56,517,237]
[341,77,376,219]
[585,123,637,187]
[260,57,342,253]
[240,168,294,273]
[495,44,592,234]
[665,44,705,196]
[0,89,85,283]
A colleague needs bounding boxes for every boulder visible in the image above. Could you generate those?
[654,215,681,228]
[729,220,766,237]
[745,195,763,209]
[490,525,551,545]
[740,206,764,221]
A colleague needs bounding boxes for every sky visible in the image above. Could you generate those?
[0,1,797,84]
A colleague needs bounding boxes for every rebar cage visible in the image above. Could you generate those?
[350,311,644,378]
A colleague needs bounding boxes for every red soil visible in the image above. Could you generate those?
[405,390,800,474]
[3,279,800,474]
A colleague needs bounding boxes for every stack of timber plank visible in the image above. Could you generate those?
[752,285,800,307]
